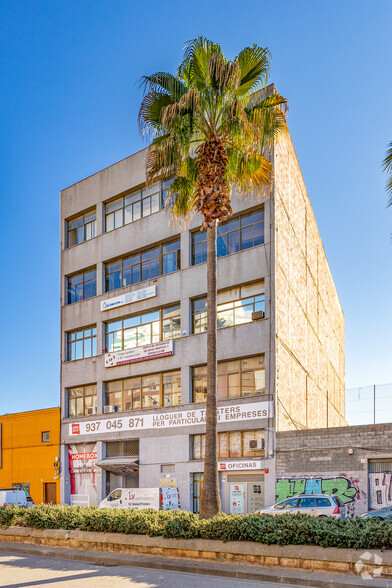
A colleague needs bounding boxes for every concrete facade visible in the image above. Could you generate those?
[60,120,344,512]
[276,423,392,517]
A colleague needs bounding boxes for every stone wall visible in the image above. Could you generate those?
[276,423,392,516]
[273,130,345,431]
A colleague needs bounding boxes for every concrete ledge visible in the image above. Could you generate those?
[0,526,391,578]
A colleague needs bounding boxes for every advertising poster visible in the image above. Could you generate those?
[230,484,245,514]
[161,487,180,511]
[68,443,99,506]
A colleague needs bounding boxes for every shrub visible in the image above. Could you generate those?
[0,505,391,550]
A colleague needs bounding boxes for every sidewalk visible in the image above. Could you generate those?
[0,541,391,588]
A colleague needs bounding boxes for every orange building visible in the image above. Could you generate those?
[0,407,60,504]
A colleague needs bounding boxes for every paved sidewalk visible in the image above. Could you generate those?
[0,541,391,587]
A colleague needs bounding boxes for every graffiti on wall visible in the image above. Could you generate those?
[276,476,360,505]
[369,472,392,509]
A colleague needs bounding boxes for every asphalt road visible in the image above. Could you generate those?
[0,551,305,588]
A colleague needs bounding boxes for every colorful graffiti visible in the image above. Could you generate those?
[369,472,392,509]
[276,476,359,504]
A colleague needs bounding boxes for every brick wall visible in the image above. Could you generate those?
[276,424,392,516]
[273,130,345,431]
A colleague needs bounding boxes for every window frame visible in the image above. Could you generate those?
[192,429,265,460]
[66,210,96,248]
[105,239,180,293]
[192,292,265,334]
[67,325,97,361]
[67,268,97,305]
[191,208,264,265]
[105,182,170,232]
[67,385,97,418]
[193,355,265,402]
[105,370,181,412]
[41,431,50,443]
[104,305,181,352]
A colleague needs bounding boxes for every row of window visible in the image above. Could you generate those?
[65,209,264,304]
[66,355,265,417]
[192,429,265,459]
[66,285,264,360]
[66,181,174,249]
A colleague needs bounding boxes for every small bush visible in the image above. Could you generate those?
[0,505,391,550]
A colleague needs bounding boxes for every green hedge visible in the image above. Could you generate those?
[0,505,391,550]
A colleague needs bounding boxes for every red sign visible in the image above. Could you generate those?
[72,424,80,435]
[220,463,226,470]
[70,452,97,461]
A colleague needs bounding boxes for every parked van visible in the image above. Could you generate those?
[0,490,29,507]
[99,487,180,511]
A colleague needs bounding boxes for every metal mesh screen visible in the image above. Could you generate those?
[368,460,392,473]
[106,440,139,458]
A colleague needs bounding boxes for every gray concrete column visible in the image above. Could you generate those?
[96,202,104,236]
[96,380,105,414]
[181,365,192,404]
[96,262,104,296]
[180,230,190,269]
[180,297,191,337]
[60,442,71,505]
[96,441,106,503]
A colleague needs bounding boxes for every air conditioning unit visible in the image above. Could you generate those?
[252,310,265,320]
[248,439,265,451]
[87,407,97,416]
[104,405,117,414]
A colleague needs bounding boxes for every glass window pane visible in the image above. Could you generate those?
[162,239,180,254]
[125,190,141,205]
[143,183,159,198]
[133,200,141,221]
[234,303,253,325]
[84,269,96,281]
[123,316,140,328]
[229,432,242,457]
[106,198,123,213]
[228,373,240,398]
[143,310,160,323]
[69,216,83,230]
[219,433,229,458]
[137,324,151,346]
[84,339,92,358]
[227,230,240,254]
[241,210,264,227]
[217,235,227,258]
[142,197,151,216]
[114,209,123,228]
[124,327,137,348]
[106,213,114,232]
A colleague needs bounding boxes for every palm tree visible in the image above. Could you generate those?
[138,37,287,518]
[382,142,392,206]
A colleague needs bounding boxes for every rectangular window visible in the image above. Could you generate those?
[67,326,97,361]
[105,182,168,232]
[105,371,181,412]
[105,305,180,352]
[68,385,97,418]
[67,268,96,304]
[105,239,180,292]
[193,355,265,402]
[191,208,264,265]
[67,211,96,247]
[193,290,265,334]
[192,430,265,459]
[41,431,50,443]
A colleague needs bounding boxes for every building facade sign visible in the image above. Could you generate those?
[101,285,156,312]
[69,400,273,437]
[218,460,263,471]
[105,340,173,367]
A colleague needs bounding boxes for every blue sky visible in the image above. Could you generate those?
[0,0,391,413]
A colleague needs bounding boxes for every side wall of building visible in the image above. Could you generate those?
[273,131,345,430]
[0,408,60,504]
[276,424,392,517]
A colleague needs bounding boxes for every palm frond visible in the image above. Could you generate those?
[236,45,271,97]
[382,142,392,204]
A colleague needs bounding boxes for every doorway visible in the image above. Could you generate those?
[44,482,57,504]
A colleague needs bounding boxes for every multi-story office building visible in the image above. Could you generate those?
[60,111,345,513]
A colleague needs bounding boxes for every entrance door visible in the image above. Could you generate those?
[229,484,245,514]
[247,481,264,512]
[44,483,57,504]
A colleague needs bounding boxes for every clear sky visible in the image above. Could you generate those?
[0,0,391,414]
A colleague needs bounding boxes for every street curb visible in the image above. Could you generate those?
[0,541,390,588]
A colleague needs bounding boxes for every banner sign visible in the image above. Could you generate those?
[124,488,160,510]
[218,460,263,471]
[101,285,156,312]
[105,340,173,367]
[69,400,272,437]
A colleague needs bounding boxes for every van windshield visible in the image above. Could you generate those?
[108,490,122,501]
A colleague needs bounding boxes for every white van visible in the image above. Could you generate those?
[0,490,28,507]
[99,488,161,510]
[99,487,181,511]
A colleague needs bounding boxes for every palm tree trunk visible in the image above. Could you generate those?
[199,222,221,518]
